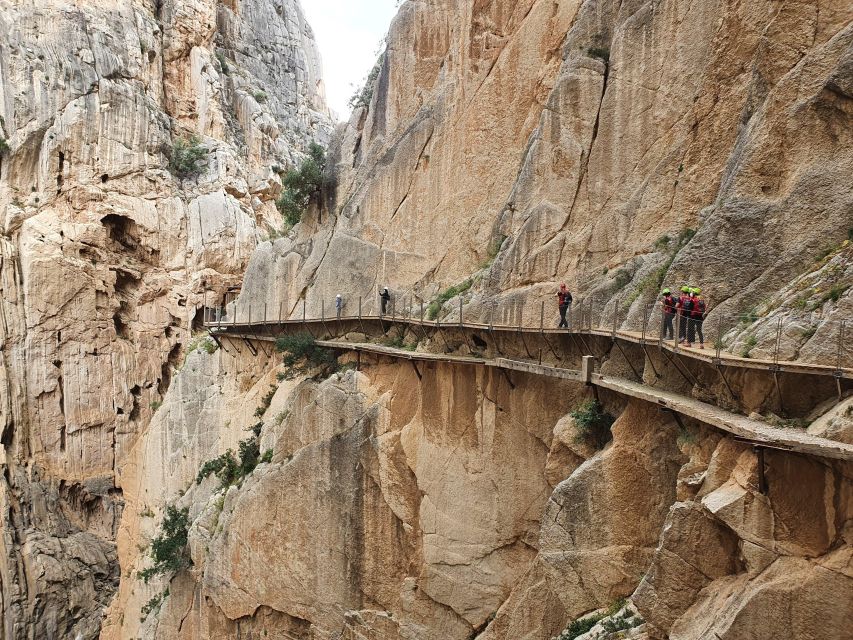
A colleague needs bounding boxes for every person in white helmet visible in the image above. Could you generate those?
[379,287,391,315]
[335,293,343,319]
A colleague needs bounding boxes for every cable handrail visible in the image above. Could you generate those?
[201,297,852,382]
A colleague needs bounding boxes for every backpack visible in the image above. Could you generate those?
[692,299,706,318]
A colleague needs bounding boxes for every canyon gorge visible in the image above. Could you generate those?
[0,0,852,639]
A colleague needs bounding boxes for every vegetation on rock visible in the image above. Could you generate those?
[349,53,384,110]
[275,332,338,377]
[168,135,207,178]
[275,143,326,227]
[0,137,10,154]
[138,506,190,583]
[426,279,474,320]
[571,399,615,449]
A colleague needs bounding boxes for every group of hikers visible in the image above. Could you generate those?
[660,285,707,348]
[555,283,707,348]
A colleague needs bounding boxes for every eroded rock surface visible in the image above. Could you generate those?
[0,0,330,636]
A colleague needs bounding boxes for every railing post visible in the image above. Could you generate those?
[392,298,396,322]
[540,300,544,335]
[420,301,424,325]
[837,320,846,373]
[641,305,649,344]
[248,304,251,327]
[612,304,618,338]
[773,317,783,367]
[321,299,325,322]
[263,303,267,326]
[359,296,362,319]
[459,297,463,327]
[279,301,283,325]
[302,297,307,328]
[716,316,723,361]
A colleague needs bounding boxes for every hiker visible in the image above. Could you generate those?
[379,287,391,315]
[556,283,573,328]
[688,287,706,349]
[661,288,677,339]
[335,294,343,319]
[676,286,693,343]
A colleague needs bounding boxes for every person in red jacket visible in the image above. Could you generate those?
[676,286,693,344]
[688,287,706,348]
[661,288,677,339]
[556,283,573,328]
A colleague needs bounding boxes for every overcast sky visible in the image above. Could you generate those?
[301,0,400,120]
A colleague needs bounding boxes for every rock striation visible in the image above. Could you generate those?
[0,0,330,637]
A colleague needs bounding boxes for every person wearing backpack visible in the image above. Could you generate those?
[556,283,573,328]
[676,286,693,344]
[660,288,677,339]
[688,288,706,349]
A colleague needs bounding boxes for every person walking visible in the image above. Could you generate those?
[676,286,693,344]
[379,287,391,315]
[689,287,706,349]
[335,294,343,319]
[661,288,676,339]
[556,283,573,328]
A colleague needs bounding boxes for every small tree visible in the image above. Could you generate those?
[0,137,10,154]
[275,143,326,226]
[138,506,191,582]
[168,135,207,178]
[348,53,384,110]
[571,400,615,450]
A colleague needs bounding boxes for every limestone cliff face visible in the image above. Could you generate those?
[239,0,852,340]
[0,0,330,637]
[123,1,853,638]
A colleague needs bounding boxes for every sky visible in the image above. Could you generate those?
[301,0,401,120]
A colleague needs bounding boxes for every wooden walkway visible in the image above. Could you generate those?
[206,315,853,382]
[305,340,853,462]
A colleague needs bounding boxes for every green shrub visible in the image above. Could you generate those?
[196,434,260,489]
[552,599,626,640]
[349,53,384,110]
[141,588,169,618]
[741,334,758,358]
[254,385,277,418]
[150,401,162,412]
[801,325,817,340]
[238,436,260,476]
[252,90,268,103]
[848,228,853,242]
[571,400,615,450]
[0,137,10,154]
[426,279,473,320]
[261,449,273,463]
[137,506,190,582]
[168,135,207,178]
[823,283,849,304]
[275,143,326,226]
[275,332,337,376]
[654,235,671,251]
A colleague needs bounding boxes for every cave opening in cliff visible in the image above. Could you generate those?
[101,214,140,252]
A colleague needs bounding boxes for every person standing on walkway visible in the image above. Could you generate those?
[676,286,693,343]
[335,294,343,319]
[379,287,391,315]
[688,287,706,349]
[557,283,573,328]
[661,288,676,339]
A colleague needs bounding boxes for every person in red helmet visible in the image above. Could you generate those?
[556,283,573,328]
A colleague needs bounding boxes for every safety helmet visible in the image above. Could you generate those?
[681,286,690,293]
[662,288,671,294]
[693,287,701,294]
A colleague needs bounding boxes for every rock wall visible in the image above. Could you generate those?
[235,0,852,336]
[0,0,331,636]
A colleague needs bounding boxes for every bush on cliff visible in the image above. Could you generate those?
[0,137,10,154]
[168,135,207,178]
[275,143,326,226]
[138,506,190,582]
[426,279,473,320]
[571,399,615,450]
[349,53,384,110]
[275,332,337,377]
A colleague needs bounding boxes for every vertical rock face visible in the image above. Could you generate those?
[0,0,330,637]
